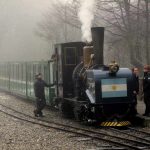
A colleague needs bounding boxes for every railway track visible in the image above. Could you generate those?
[108,127,150,143]
[0,103,150,150]
[128,127,150,137]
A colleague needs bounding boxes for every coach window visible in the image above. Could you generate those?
[64,47,76,65]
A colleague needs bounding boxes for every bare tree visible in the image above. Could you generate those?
[36,0,81,44]
[145,0,150,64]
[36,0,149,67]
[95,0,150,67]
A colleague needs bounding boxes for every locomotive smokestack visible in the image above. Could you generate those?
[91,27,104,65]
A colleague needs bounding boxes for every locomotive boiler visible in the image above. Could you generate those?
[53,27,136,126]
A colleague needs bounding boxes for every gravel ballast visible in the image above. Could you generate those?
[0,92,105,150]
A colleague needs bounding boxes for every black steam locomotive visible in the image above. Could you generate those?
[53,27,136,126]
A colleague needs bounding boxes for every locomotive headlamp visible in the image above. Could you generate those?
[90,54,94,59]
[87,78,95,103]
[109,61,119,74]
[89,82,95,96]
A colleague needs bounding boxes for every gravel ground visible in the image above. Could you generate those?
[0,112,101,150]
[0,92,82,127]
[1,91,148,150]
[0,92,107,150]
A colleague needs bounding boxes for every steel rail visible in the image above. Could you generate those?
[128,127,150,136]
[109,127,150,143]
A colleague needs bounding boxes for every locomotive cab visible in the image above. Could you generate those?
[53,42,86,117]
[53,42,85,99]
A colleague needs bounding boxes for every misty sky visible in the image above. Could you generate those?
[0,0,53,61]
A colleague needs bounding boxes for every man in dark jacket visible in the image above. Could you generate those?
[143,65,150,116]
[34,73,53,117]
[132,67,139,114]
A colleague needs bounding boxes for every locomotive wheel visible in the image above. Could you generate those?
[58,101,74,118]
[74,103,95,125]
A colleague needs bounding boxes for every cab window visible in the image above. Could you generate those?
[64,47,76,65]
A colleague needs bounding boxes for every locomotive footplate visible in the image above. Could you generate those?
[100,121,131,127]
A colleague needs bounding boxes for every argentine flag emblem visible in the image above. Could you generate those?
[101,78,127,98]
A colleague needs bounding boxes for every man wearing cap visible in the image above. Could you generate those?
[34,73,54,117]
[143,65,150,116]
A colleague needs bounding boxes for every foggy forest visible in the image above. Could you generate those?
[0,0,149,68]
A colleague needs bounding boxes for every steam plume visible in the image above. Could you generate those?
[58,0,73,5]
[78,0,95,43]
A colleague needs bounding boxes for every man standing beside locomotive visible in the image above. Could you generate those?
[143,65,150,116]
[132,67,139,115]
[34,73,54,117]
